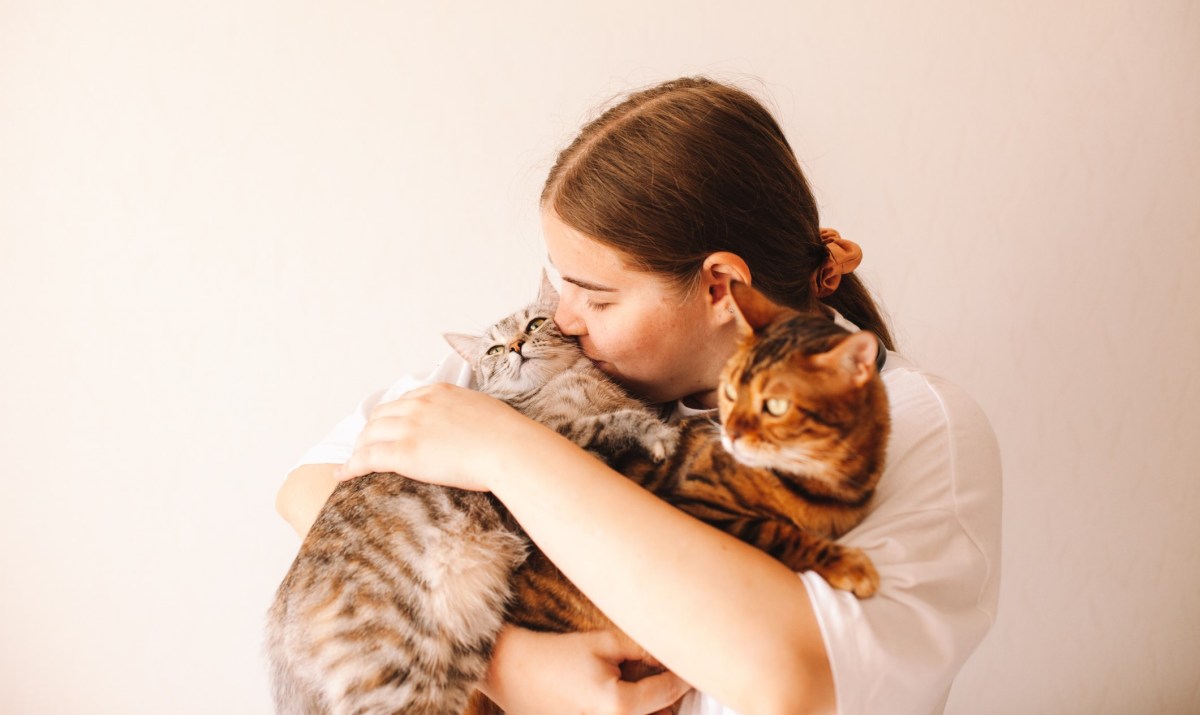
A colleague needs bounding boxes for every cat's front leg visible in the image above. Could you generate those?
[565,410,679,462]
[735,519,879,598]
[642,420,680,462]
[809,542,879,598]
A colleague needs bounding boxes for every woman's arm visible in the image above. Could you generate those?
[337,384,836,715]
[276,463,338,537]
[278,461,686,713]
[487,420,835,715]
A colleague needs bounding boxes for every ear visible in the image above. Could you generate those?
[820,331,880,388]
[701,252,750,306]
[443,332,481,364]
[536,268,559,307]
[729,280,793,335]
[700,252,760,332]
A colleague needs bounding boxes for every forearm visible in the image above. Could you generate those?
[276,463,338,537]
[490,430,836,715]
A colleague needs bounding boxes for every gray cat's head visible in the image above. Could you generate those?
[444,272,581,398]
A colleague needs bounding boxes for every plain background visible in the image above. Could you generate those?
[2,1,1197,713]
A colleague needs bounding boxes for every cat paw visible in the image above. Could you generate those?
[818,547,879,599]
[648,426,679,462]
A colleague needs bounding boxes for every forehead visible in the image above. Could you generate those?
[485,308,541,337]
[541,211,648,292]
[485,314,520,337]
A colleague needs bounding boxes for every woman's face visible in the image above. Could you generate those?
[541,211,734,406]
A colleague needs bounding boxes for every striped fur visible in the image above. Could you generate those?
[499,282,891,689]
[267,479,525,715]
[266,273,673,714]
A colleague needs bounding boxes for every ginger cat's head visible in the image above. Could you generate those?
[718,282,889,486]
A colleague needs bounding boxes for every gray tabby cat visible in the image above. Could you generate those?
[266,273,674,715]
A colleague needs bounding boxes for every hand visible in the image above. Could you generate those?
[481,627,691,715]
[332,383,554,492]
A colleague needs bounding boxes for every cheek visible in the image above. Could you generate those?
[618,318,685,370]
[586,308,643,351]
[589,324,641,364]
[589,301,702,377]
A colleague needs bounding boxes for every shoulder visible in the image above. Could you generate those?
[289,351,475,472]
[882,352,991,429]
[877,352,1002,512]
[377,350,475,403]
[857,350,1003,611]
[804,354,1003,713]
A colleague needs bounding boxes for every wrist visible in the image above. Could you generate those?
[477,625,534,707]
[487,417,571,496]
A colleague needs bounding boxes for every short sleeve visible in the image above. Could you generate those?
[805,357,1003,714]
[288,351,474,472]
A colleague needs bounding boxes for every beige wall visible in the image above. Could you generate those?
[1,1,1196,712]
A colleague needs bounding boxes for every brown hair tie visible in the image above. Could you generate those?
[813,228,863,298]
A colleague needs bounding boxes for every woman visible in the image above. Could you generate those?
[277,77,1002,714]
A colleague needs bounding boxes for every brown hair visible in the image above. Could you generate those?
[541,76,895,351]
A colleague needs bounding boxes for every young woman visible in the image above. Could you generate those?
[277,77,1002,715]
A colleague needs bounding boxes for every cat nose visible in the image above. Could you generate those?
[509,338,525,354]
[725,416,754,442]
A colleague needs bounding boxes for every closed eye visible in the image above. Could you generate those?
[586,299,612,312]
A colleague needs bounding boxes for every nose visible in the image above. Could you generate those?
[725,414,754,443]
[508,338,525,354]
[553,293,586,337]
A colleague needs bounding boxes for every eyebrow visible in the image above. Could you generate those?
[546,255,619,292]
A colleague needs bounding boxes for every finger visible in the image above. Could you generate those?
[369,395,424,420]
[334,460,362,481]
[614,670,691,715]
[587,630,644,662]
[357,416,415,445]
[339,441,406,480]
[334,461,372,481]
[367,383,459,419]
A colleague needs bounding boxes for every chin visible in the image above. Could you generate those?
[581,350,609,369]
[622,379,681,406]
[720,435,778,469]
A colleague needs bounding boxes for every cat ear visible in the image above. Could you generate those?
[443,332,481,364]
[536,268,559,307]
[821,331,880,388]
[729,281,792,335]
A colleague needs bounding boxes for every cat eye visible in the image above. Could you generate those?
[527,318,547,332]
[486,345,504,356]
[723,383,736,401]
[764,398,790,416]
